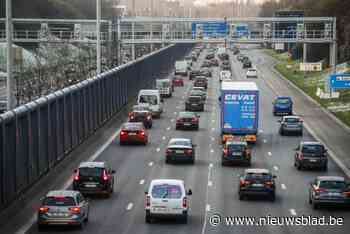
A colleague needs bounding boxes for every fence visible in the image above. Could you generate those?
[0,43,193,210]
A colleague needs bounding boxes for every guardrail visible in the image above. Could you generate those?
[0,43,194,210]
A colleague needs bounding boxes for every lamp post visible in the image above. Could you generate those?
[6,0,14,110]
[97,0,101,74]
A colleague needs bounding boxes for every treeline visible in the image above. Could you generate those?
[0,0,117,19]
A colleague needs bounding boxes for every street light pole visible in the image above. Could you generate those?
[97,0,101,74]
[6,0,14,110]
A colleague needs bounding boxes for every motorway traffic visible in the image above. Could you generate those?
[14,44,350,233]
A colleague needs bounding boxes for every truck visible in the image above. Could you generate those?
[219,81,259,144]
[156,79,172,98]
[175,61,188,76]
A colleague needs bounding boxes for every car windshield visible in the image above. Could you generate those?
[179,112,195,118]
[157,82,170,88]
[188,97,201,103]
[133,106,149,111]
[276,99,291,104]
[169,140,191,147]
[228,144,245,152]
[124,123,143,130]
[139,95,158,105]
[151,184,182,199]
[302,145,324,154]
[79,167,103,177]
[284,118,299,123]
[43,196,76,206]
[319,181,346,190]
[245,173,272,181]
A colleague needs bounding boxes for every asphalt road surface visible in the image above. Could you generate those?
[14,47,350,234]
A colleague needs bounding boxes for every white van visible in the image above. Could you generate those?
[156,79,172,98]
[145,179,192,223]
[137,89,163,118]
[175,61,188,76]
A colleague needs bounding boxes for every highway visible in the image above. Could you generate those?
[7,47,350,234]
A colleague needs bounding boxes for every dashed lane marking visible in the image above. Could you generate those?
[126,203,134,211]
[139,179,145,185]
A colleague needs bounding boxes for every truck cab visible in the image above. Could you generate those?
[156,79,172,98]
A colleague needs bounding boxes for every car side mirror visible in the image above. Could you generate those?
[273,175,277,179]
[187,189,192,196]
[218,96,221,102]
[111,170,116,174]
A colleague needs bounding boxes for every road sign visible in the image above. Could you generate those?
[191,22,227,39]
[230,23,249,39]
[330,74,350,90]
[300,62,322,72]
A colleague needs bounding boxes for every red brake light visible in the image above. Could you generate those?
[39,207,49,213]
[74,169,79,181]
[265,181,274,187]
[166,148,172,155]
[240,180,250,186]
[314,187,326,193]
[145,195,150,207]
[182,197,187,208]
[298,153,304,160]
[192,117,198,122]
[223,148,228,156]
[69,207,81,214]
[120,130,127,136]
[186,149,193,155]
[140,130,145,136]
[176,118,183,123]
[102,169,108,181]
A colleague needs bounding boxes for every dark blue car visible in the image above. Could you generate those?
[273,96,293,116]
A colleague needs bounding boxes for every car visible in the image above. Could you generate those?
[73,162,115,196]
[200,68,212,77]
[165,138,196,164]
[273,96,293,116]
[222,60,230,66]
[219,70,231,82]
[189,90,206,101]
[238,169,276,201]
[128,106,153,128]
[294,142,328,171]
[184,56,193,67]
[193,77,208,89]
[37,190,89,229]
[201,60,211,68]
[242,60,252,69]
[192,86,206,93]
[309,176,350,209]
[119,122,149,145]
[222,140,251,166]
[221,64,231,71]
[205,53,215,60]
[185,95,205,111]
[278,115,303,136]
[237,54,245,62]
[176,112,200,130]
[137,89,163,118]
[210,58,219,66]
[145,179,192,223]
[219,53,229,60]
[189,69,201,80]
[246,68,258,78]
[172,76,184,87]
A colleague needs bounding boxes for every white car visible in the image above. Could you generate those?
[192,86,206,92]
[220,70,231,82]
[145,179,192,223]
[246,68,258,78]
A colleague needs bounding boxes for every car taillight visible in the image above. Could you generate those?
[69,207,81,214]
[147,115,151,120]
[192,117,198,122]
[145,195,150,207]
[130,115,135,120]
[102,169,108,181]
[120,130,127,136]
[298,153,304,160]
[74,169,79,181]
[240,180,250,186]
[343,191,350,197]
[182,197,187,208]
[223,148,228,156]
[185,149,193,155]
[176,118,183,123]
[314,187,326,193]
[166,148,172,155]
[265,181,274,187]
[140,130,145,136]
[39,207,49,213]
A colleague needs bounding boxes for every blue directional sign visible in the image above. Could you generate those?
[329,74,350,90]
[191,22,227,38]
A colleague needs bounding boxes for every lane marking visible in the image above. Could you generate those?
[259,129,264,133]
[148,161,154,167]
[170,118,175,122]
[208,181,213,187]
[162,136,166,140]
[290,209,297,216]
[139,179,145,185]
[166,127,171,131]
[173,111,177,115]
[267,152,272,156]
[263,139,267,143]
[210,149,214,153]
[206,204,211,212]
[273,166,279,171]
[156,148,160,152]
[126,203,134,211]
[211,119,215,123]
[281,184,287,190]
[176,106,181,109]
[211,137,215,141]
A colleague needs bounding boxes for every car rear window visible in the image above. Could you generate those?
[79,167,103,177]
[228,144,245,152]
[245,173,272,181]
[179,112,195,118]
[124,123,143,130]
[151,184,182,199]
[302,145,324,154]
[139,95,158,105]
[276,99,291,104]
[319,181,346,190]
[189,97,201,102]
[284,118,299,123]
[169,140,191,147]
[43,196,76,206]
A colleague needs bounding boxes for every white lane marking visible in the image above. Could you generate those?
[126,203,134,211]
[273,166,279,171]
[211,137,215,141]
[210,149,214,153]
[267,152,272,156]
[139,179,145,185]
[162,136,166,140]
[148,161,154,167]
[211,127,215,132]
[281,184,287,190]
[171,118,175,122]
[259,129,264,133]
[156,148,160,152]
[206,204,211,212]
[15,122,125,234]
[211,119,215,123]
[208,181,213,187]
[166,127,171,131]
[209,163,213,168]
[290,209,297,216]
[173,111,177,115]
[176,106,181,109]
[202,161,213,234]
[263,139,267,143]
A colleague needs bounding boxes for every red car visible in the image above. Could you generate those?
[172,76,184,87]
[119,122,148,145]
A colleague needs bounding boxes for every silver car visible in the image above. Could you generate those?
[278,115,303,136]
[37,190,89,229]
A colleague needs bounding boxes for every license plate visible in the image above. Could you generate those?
[85,184,97,188]
[154,208,167,212]
[184,123,191,126]
[129,132,137,135]
[328,193,341,196]
[175,150,184,154]
[232,152,242,156]
[51,212,66,217]
[192,104,198,106]
[252,184,264,187]
[309,159,317,162]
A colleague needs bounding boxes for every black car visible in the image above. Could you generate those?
[165,138,196,164]
[243,60,252,69]
[309,176,350,209]
[238,169,276,201]
[189,90,206,101]
[237,54,245,62]
[194,77,208,89]
[279,116,303,136]
[73,161,115,197]
[185,95,204,111]
[206,53,215,60]
[222,141,251,166]
[294,142,328,171]
[189,69,201,80]
[176,112,200,130]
